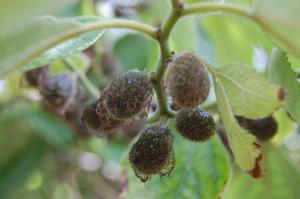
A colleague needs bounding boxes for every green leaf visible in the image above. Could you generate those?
[0,16,104,77]
[215,63,282,118]
[0,0,74,35]
[254,0,300,58]
[224,144,300,199]
[170,17,200,51]
[0,136,48,198]
[28,111,74,148]
[51,52,90,74]
[273,108,296,143]
[201,15,274,66]
[124,123,230,199]
[0,102,73,148]
[114,34,158,72]
[268,48,300,122]
[214,74,262,176]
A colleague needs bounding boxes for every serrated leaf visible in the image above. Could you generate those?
[268,48,300,122]
[254,0,300,58]
[215,63,282,119]
[214,75,262,177]
[123,125,230,199]
[0,16,104,77]
[224,144,300,199]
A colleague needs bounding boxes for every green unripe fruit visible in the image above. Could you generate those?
[175,108,215,142]
[104,70,153,119]
[167,51,210,108]
[129,125,175,182]
[236,116,278,141]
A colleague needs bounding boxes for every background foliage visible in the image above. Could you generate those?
[0,0,300,198]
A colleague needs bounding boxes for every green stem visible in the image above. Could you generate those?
[182,2,253,19]
[64,58,100,98]
[15,19,157,71]
[150,1,183,119]
[162,1,183,40]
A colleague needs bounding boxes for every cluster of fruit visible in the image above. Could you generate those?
[25,66,80,114]
[81,51,217,181]
[26,50,278,182]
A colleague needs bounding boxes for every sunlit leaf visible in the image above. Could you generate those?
[224,144,300,199]
[215,63,282,118]
[214,74,262,177]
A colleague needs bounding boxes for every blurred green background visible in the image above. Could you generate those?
[0,0,300,198]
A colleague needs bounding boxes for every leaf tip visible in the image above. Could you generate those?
[248,143,264,179]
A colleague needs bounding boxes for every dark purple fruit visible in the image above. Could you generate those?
[41,73,78,110]
[175,108,215,142]
[104,70,153,119]
[25,65,50,87]
[129,125,175,182]
[167,51,210,108]
[236,116,278,141]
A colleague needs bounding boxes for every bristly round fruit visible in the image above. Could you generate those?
[96,94,123,133]
[82,100,100,131]
[25,65,50,87]
[82,95,123,136]
[129,125,175,182]
[175,108,215,142]
[41,72,78,110]
[236,116,278,141]
[167,51,210,108]
[104,70,153,119]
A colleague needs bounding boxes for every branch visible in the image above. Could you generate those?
[64,58,100,98]
[150,1,184,118]
[16,19,157,70]
[182,2,253,19]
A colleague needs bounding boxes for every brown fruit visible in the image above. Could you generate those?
[236,116,278,141]
[167,51,210,108]
[104,70,153,119]
[129,125,175,182]
[175,108,215,142]
[96,94,123,133]
[82,100,100,131]
[25,65,50,87]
